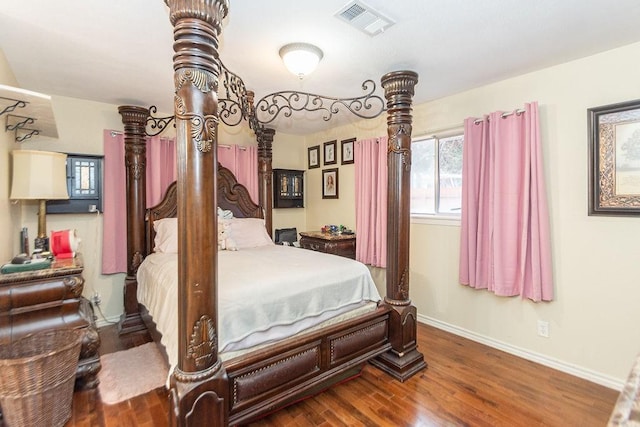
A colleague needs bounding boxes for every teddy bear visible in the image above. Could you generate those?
[217,220,238,251]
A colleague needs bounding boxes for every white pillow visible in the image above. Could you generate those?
[228,218,274,249]
[153,217,271,252]
[154,218,178,253]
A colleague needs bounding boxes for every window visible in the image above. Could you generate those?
[46,154,104,214]
[411,133,463,217]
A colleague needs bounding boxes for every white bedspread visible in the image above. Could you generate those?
[137,245,381,376]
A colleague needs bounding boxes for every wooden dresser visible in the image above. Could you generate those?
[299,231,356,259]
[0,255,101,394]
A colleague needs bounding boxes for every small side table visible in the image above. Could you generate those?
[299,231,356,259]
[0,255,101,403]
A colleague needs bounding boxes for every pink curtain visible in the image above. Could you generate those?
[146,136,177,207]
[102,135,257,274]
[218,144,259,203]
[102,130,127,274]
[459,102,553,301]
[101,132,176,274]
[217,145,236,171]
[355,136,388,268]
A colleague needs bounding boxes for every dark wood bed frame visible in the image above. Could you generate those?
[116,1,425,425]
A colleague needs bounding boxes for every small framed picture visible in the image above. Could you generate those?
[341,138,355,165]
[322,168,339,199]
[308,145,320,169]
[323,140,337,165]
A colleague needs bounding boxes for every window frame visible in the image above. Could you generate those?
[410,127,464,223]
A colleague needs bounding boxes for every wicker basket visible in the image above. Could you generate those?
[0,329,82,427]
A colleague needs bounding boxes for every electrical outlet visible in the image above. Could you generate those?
[91,292,102,306]
[537,320,549,338]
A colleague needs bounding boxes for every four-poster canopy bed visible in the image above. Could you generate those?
[116,0,425,425]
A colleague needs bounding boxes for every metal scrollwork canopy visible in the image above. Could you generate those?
[254,79,385,125]
[218,60,252,128]
[144,60,386,137]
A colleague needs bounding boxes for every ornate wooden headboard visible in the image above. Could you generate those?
[145,163,262,255]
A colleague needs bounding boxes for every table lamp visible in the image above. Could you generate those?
[10,150,69,252]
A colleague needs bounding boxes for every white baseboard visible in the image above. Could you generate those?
[417,314,624,391]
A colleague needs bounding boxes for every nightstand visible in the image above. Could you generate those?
[0,255,101,398]
[299,231,356,259]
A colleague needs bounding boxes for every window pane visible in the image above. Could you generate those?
[438,135,463,214]
[411,138,435,214]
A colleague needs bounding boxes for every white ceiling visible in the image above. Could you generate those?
[2,1,640,135]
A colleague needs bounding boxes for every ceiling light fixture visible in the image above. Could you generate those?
[279,43,323,79]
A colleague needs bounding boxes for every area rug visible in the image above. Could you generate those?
[97,342,168,405]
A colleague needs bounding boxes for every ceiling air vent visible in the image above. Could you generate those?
[335,1,395,37]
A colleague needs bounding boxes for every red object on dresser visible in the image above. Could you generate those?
[50,229,78,259]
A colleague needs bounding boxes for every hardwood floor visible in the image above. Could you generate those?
[68,323,619,426]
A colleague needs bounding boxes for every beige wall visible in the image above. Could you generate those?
[303,41,640,388]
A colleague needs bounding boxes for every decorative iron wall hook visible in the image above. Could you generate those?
[15,129,40,142]
[6,115,35,132]
[0,96,27,117]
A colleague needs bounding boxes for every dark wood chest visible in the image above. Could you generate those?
[0,255,101,394]
[299,231,356,259]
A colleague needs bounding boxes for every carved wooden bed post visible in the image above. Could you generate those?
[371,70,427,381]
[165,0,230,425]
[257,127,275,236]
[117,105,150,335]
[246,89,275,236]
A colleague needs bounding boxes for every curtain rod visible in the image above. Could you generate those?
[219,144,247,150]
[412,124,464,140]
[474,108,525,125]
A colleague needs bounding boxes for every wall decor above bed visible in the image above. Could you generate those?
[116,1,425,425]
[341,137,355,165]
[273,168,304,208]
[322,168,339,199]
[308,145,320,169]
[323,139,337,165]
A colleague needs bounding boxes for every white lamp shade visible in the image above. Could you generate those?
[279,43,323,78]
[10,150,69,200]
